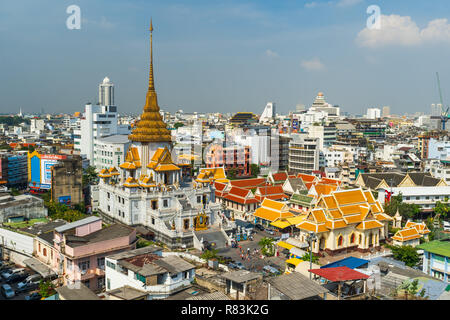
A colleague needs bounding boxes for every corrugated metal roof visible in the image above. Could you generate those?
[54,216,101,233]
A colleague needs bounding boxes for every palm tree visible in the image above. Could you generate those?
[258,237,275,257]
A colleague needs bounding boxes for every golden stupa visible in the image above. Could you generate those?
[128,19,172,143]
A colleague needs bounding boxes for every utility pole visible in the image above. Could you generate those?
[307,231,317,280]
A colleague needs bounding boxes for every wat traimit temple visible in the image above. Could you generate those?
[97,21,235,249]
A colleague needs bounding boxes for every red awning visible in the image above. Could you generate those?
[308,266,369,282]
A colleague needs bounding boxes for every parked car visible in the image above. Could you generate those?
[1,268,25,280]
[6,272,28,284]
[17,274,42,291]
[227,262,237,269]
[1,284,15,299]
[234,262,245,270]
[263,265,281,275]
[255,224,265,231]
[265,229,275,235]
[0,261,14,271]
[25,292,42,301]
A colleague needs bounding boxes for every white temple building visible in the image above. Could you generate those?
[97,21,235,249]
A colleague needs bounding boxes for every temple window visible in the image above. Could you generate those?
[337,235,343,247]
[151,200,158,210]
[163,199,168,207]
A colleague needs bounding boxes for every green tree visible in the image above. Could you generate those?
[227,168,237,180]
[82,166,98,186]
[434,201,449,219]
[301,252,320,264]
[201,249,218,260]
[384,193,421,220]
[408,279,419,295]
[10,188,20,196]
[38,279,56,298]
[258,237,275,257]
[173,122,185,129]
[250,164,260,177]
[388,245,420,267]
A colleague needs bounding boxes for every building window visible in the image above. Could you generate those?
[337,235,343,247]
[163,199,168,207]
[67,259,73,270]
[78,260,90,273]
[107,278,111,290]
[106,261,116,270]
[152,217,155,225]
[151,200,158,210]
[108,205,110,212]
[43,248,47,257]
[107,192,110,199]
[97,257,105,269]
[97,277,105,289]
[350,233,355,244]
[135,273,146,283]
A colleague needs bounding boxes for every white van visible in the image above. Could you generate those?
[444,221,450,232]
[1,268,25,280]
[17,274,42,291]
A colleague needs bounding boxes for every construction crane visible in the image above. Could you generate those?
[436,72,450,130]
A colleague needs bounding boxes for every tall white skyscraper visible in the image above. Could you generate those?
[74,77,130,165]
[99,77,114,106]
[260,102,276,122]
[366,108,381,119]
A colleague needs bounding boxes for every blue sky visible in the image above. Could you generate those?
[1,0,450,115]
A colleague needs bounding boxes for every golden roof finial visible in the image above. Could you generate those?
[128,19,172,144]
[149,19,155,91]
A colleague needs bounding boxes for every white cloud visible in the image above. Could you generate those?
[305,2,318,8]
[265,49,279,58]
[356,15,450,48]
[300,58,325,71]
[336,0,363,7]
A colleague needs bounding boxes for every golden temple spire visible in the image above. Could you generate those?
[149,18,155,91]
[128,19,172,144]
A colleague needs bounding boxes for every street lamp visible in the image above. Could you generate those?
[306,231,317,280]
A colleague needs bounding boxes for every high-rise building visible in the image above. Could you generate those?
[74,77,130,165]
[288,133,320,175]
[366,108,381,119]
[99,77,114,106]
[382,106,390,118]
[307,124,337,150]
[259,102,276,123]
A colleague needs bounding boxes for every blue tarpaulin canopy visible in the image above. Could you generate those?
[320,256,369,270]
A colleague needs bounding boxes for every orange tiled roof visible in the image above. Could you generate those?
[230,178,266,189]
[254,207,294,222]
[120,162,137,170]
[313,183,338,197]
[123,177,139,188]
[392,228,422,241]
[296,220,328,233]
[325,219,347,229]
[333,189,367,206]
[154,164,180,172]
[272,172,288,182]
[260,198,286,211]
[321,178,341,185]
[356,220,384,230]
[297,173,316,183]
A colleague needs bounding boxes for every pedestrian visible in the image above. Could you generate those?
[247,248,250,255]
